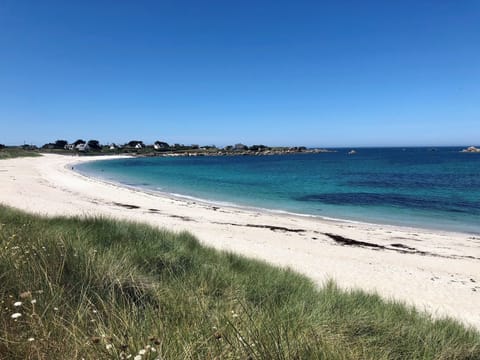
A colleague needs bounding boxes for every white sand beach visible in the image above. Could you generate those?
[1,154,479,329]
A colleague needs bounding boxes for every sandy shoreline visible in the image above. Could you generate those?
[1,154,479,329]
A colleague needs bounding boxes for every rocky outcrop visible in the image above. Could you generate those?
[461,146,480,153]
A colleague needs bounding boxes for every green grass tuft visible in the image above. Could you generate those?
[0,205,479,359]
[0,148,41,159]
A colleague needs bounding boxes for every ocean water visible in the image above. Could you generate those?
[76,147,480,234]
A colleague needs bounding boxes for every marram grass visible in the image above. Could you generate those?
[0,205,479,359]
[0,148,41,159]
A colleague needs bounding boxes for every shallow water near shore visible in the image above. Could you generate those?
[76,147,480,234]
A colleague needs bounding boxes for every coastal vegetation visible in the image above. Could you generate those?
[36,139,332,157]
[0,146,41,159]
[1,205,479,359]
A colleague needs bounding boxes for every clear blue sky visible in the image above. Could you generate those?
[0,0,478,147]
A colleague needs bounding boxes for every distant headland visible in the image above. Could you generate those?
[0,139,335,157]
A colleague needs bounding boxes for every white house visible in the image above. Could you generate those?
[75,143,90,152]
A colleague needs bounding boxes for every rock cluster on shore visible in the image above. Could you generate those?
[158,148,336,157]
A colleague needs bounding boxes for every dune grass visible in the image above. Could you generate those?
[0,205,479,359]
[0,148,41,159]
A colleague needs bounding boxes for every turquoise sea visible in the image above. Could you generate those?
[76,147,480,234]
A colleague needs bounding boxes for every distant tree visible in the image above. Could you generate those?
[234,143,248,151]
[54,140,68,149]
[249,144,268,151]
[224,145,233,151]
[42,143,55,149]
[87,140,102,150]
[127,140,144,148]
[154,141,170,150]
[0,144,5,149]
[73,139,86,146]
[201,145,217,150]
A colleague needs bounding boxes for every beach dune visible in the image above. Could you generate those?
[1,154,479,329]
